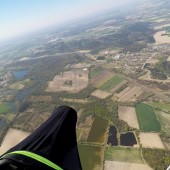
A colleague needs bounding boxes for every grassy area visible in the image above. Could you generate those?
[156,111,170,136]
[99,75,124,91]
[0,104,10,114]
[105,147,143,164]
[90,67,104,78]
[143,148,170,170]
[148,102,170,113]
[135,103,161,132]
[87,115,109,144]
[78,144,103,170]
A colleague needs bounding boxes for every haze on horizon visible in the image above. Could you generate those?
[0,0,143,42]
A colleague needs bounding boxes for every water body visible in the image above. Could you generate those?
[120,132,137,147]
[107,125,118,146]
[0,118,7,128]
[16,78,45,103]
[13,70,28,81]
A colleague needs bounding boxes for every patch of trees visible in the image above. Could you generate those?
[96,56,105,60]
[150,68,167,80]
[154,60,170,76]
[143,148,170,170]
[18,102,32,112]
[65,22,155,52]
[0,118,8,144]
[11,52,83,80]
[52,86,96,100]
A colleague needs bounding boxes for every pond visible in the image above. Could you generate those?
[107,125,118,146]
[120,132,137,147]
[13,70,28,81]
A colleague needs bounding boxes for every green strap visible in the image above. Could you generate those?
[1,150,63,170]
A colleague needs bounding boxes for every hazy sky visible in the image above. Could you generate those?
[0,0,138,41]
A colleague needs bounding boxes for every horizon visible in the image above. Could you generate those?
[0,0,143,42]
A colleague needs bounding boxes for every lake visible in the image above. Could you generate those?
[13,70,28,81]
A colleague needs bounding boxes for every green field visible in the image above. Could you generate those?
[105,147,143,164]
[148,102,170,113]
[87,115,109,144]
[156,111,170,136]
[78,145,103,170]
[0,104,10,114]
[135,103,161,132]
[90,67,104,78]
[99,75,124,91]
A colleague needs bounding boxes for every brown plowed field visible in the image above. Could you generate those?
[91,90,112,99]
[114,87,131,98]
[118,86,143,102]
[46,70,89,93]
[118,106,139,129]
[0,128,30,155]
[139,132,165,149]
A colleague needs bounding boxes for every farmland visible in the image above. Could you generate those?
[118,106,139,129]
[148,102,170,113]
[90,67,104,79]
[104,161,152,170]
[105,147,143,164]
[0,128,30,155]
[91,70,114,88]
[156,111,170,136]
[91,90,112,99]
[0,0,170,169]
[87,115,109,144]
[135,103,161,132]
[46,70,89,93]
[154,31,170,44]
[118,86,143,102]
[78,145,104,170]
[0,104,10,114]
[99,75,124,92]
[139,133,164,149]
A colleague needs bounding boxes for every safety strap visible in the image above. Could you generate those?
[1,150,63,170]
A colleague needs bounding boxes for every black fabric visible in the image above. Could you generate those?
[1,106,82,170]
[0,154,53,170]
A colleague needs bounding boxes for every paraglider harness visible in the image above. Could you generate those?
[0,150,63,170]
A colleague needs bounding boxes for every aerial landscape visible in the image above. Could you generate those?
[0,0,170,169]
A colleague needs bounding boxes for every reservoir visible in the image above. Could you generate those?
[120,132,137,147]
[107,125,118,146]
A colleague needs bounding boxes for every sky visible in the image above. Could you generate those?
[0,0,138,41]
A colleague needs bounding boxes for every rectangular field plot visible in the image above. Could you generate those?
[118,106,139,129]
[104,161,152,170]
[135,103,161,132]
[118,86,143,102]
[78,145,104,170]
[148,102,170,113]
[87,115,109,144]
[91,70,114,88]
[91,89,112,99]
[99,75,124,92]
[105,147,143,164]
[90,67,104,78]
[156,111,170,135]
[139,133,164,149]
